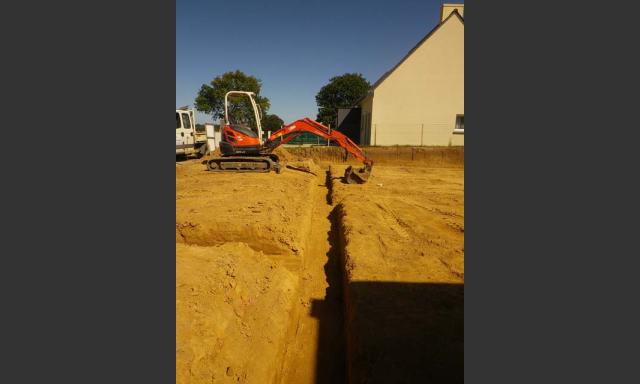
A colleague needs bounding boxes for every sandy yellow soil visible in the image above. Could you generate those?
[176,242,297,384]
[176,152,464,384]
[331,164,464,383]
[332,164,464,283]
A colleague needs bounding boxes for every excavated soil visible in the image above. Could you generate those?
[331,164,464,283]
[330,164,464,383]
[176,153,317,266]
[176,155,464,384]
[176,242,298,384]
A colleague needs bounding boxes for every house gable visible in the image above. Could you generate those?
[370,9,464,93]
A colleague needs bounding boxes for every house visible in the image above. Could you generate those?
[358,3,464,146]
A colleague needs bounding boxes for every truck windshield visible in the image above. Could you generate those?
[181,113,191,129]
[176,112,181,129]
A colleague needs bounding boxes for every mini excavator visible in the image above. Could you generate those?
[203,91,373,184]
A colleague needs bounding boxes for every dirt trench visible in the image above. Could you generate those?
[279,169,346,383]
[176,160,348,384]
[177,159,464,383]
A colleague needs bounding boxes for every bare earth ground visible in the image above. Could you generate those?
[176,155,321,384]
[331,164,464,283]
[176,242,297,383]
[330,164,464,383]
[176,152,464,384]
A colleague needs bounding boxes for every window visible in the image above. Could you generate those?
[176,112,181,129]
[454,114,464,133]
[181,113,191,129]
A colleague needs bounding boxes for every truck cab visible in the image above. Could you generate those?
[176,107,208,157]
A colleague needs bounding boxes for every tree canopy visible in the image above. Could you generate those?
[195,71,270,126]
[261,114,284,133]
[315,73,370,127]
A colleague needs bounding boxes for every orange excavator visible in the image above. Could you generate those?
[203,91,373,184]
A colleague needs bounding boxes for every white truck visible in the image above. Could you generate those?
[176,107,212,157]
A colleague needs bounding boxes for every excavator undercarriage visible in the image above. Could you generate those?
[205,154,282,174]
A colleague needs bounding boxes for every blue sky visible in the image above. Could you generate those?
[177,0,457,124]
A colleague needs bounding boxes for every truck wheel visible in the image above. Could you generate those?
[195,144,208,159]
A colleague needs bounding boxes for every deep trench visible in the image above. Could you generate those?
[280,167,347,384]
[325,168,334,205]
[313,168,346,384]
[282,166,465,384]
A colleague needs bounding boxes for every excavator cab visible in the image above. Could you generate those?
[224,91,263,142]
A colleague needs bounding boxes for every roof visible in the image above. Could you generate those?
[356,9,464,105]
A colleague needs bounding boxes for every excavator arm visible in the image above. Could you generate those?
[263,118,373,184]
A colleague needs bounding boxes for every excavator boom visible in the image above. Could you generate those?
[264,118,364,161]
[263,118,373,183]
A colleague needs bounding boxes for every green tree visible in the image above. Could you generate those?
[315,73,370,127]
[195,70,270,125]
[261,114,284,133]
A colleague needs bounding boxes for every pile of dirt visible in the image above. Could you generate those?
[195,146,295,165]
[176,242,298,384]
[284,146,351,164]
[285,146,464,167]
[364,146,464,167]
[272,146,295,162]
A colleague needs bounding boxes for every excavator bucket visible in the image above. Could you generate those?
[344,163,373,184]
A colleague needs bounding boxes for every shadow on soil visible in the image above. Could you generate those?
[313,280,464,384]
[310,206,346,383]
[344,282,464,384]
[311,167,464,383]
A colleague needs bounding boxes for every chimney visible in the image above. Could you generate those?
[440,3,464,22]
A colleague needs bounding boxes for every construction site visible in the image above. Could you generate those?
[176,2,464,381]
[176,144,464,384]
